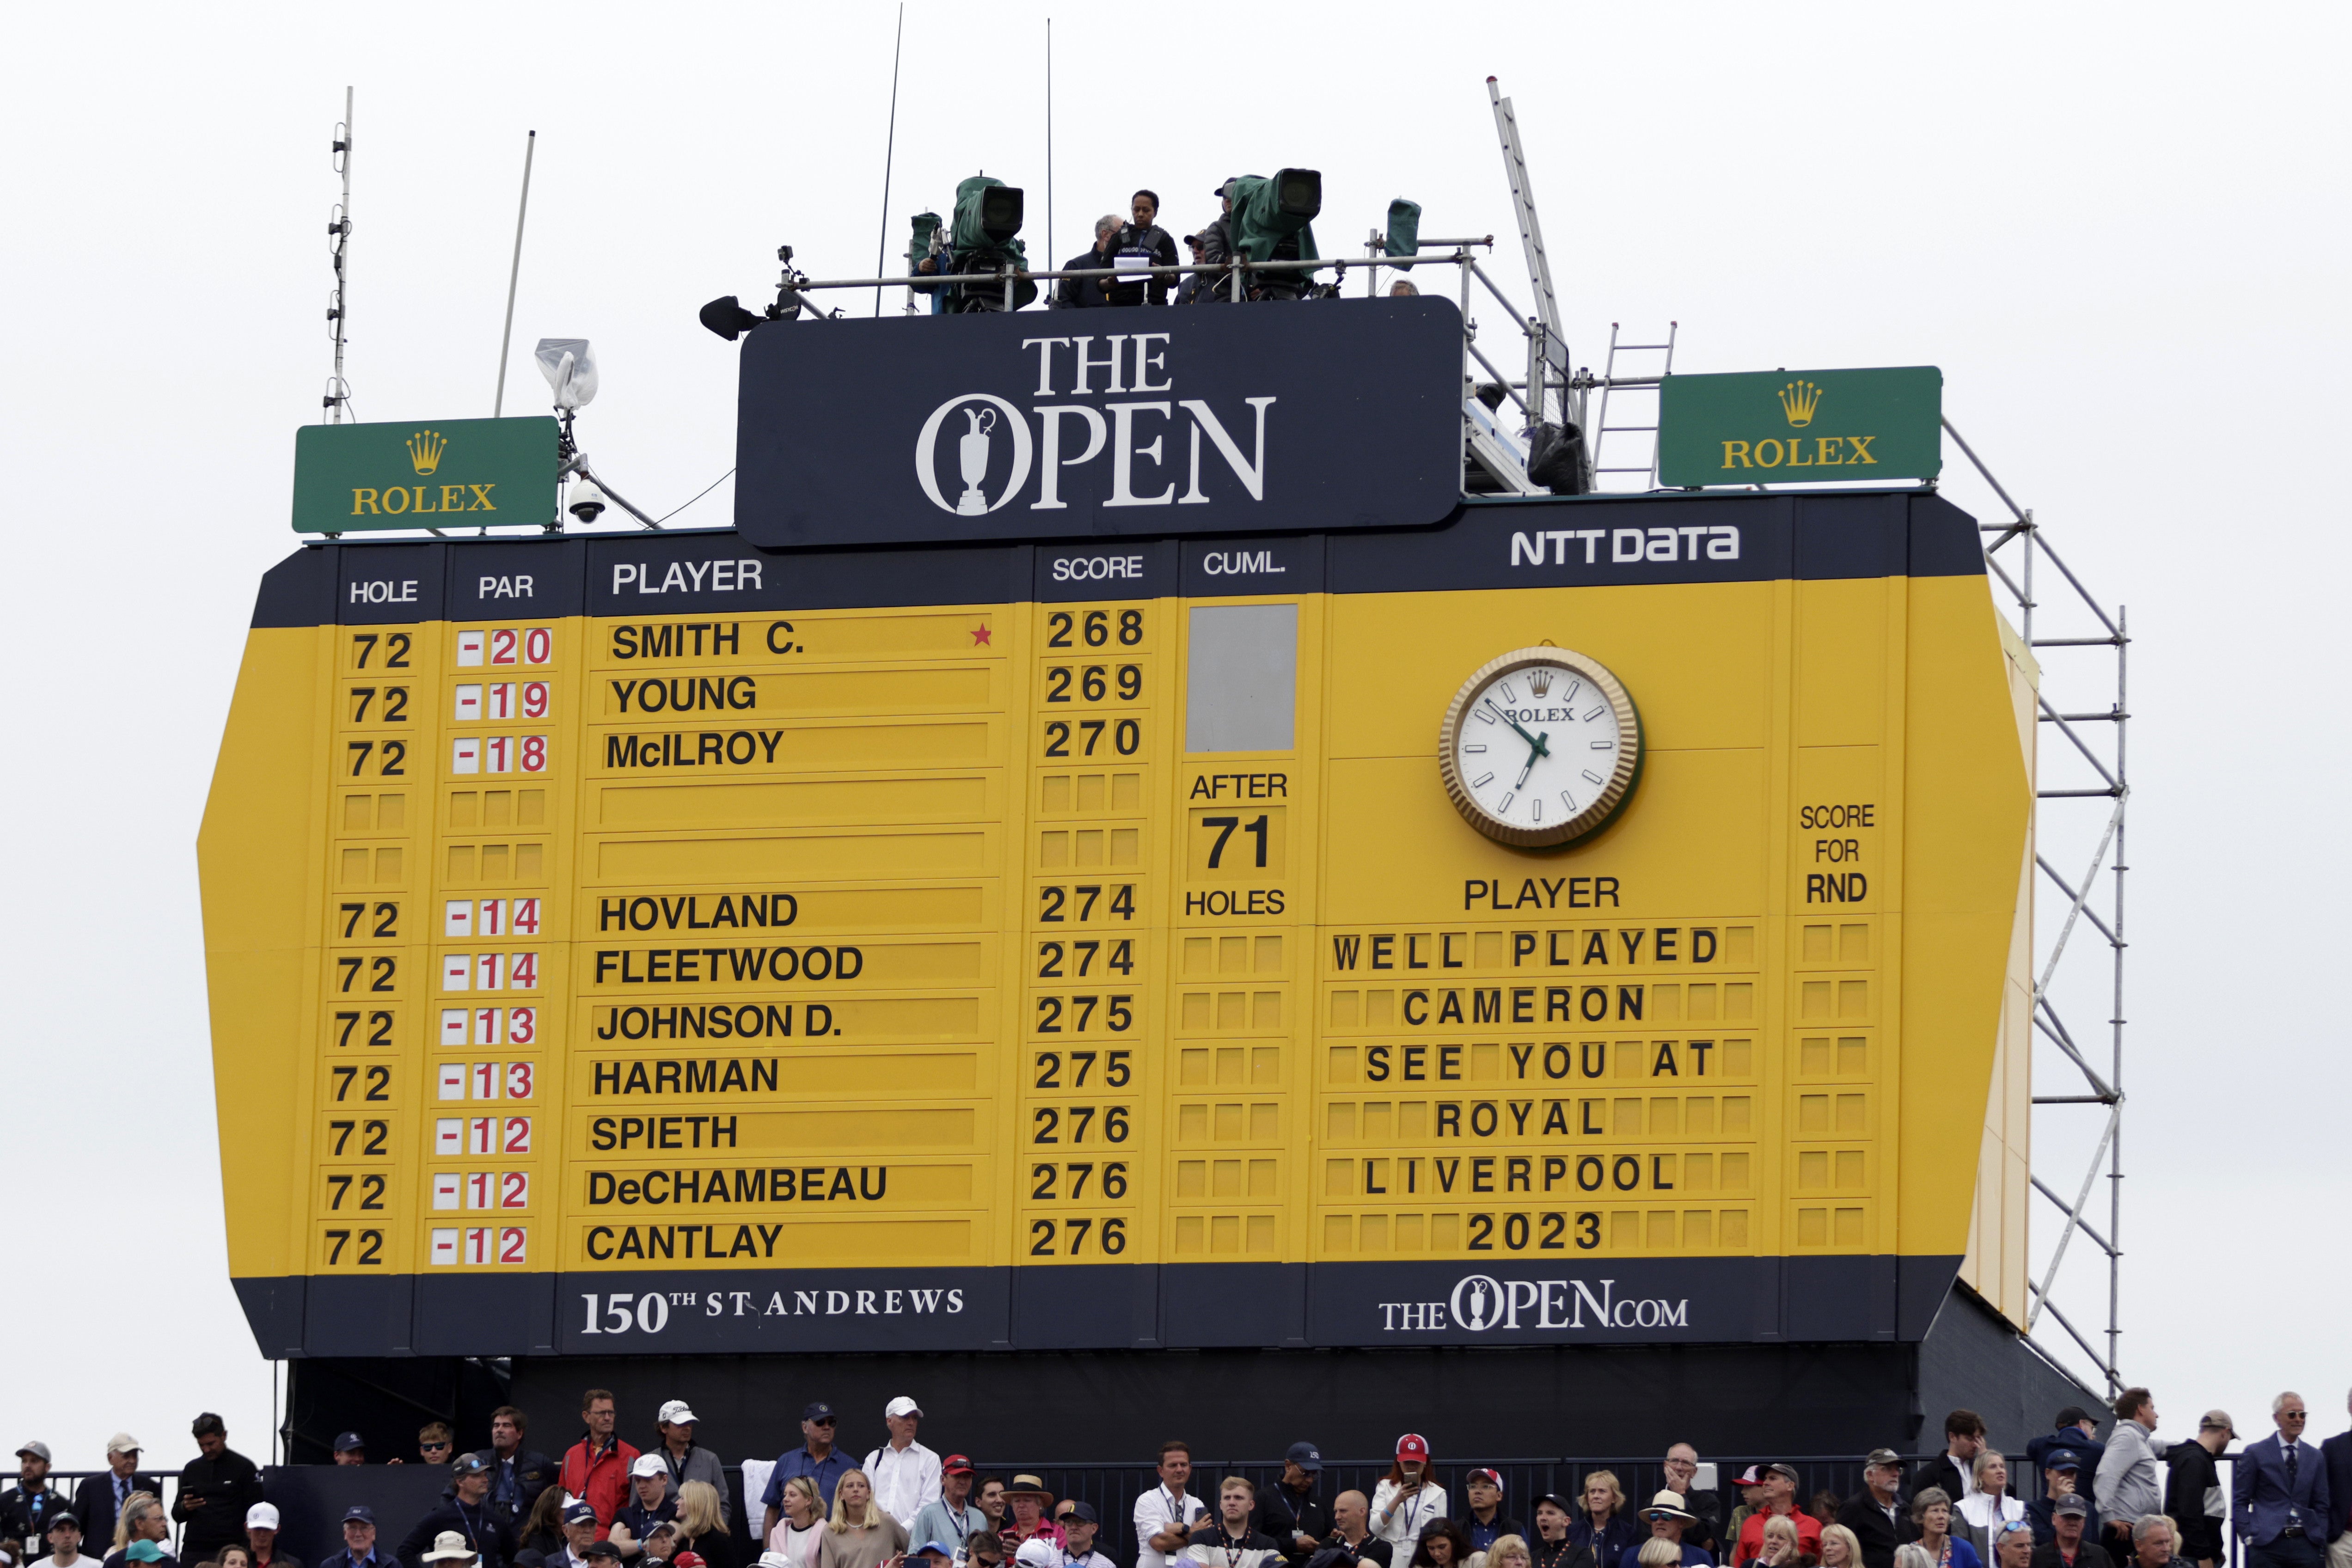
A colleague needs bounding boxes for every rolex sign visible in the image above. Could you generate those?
[291,416,560,534]
[732,298,1467,549]
[1656,366,1943,489]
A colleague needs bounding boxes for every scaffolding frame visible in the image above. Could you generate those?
[1947,418,2130,1394]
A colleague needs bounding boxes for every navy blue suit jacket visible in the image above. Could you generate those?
[2233,1435,2332,1546]
[2320,1432,2352,1543]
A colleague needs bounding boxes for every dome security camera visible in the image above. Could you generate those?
[568,479,607,524]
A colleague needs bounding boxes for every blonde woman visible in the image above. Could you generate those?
[1955,1455,2025,1562]
[1742,1516,1801,1568]
[813,1473,907,1568]
[768,1479,827,1568]
[675,1481,736,1568]
[1639,1543,1683,1568]
[1474,1531,1533,1568]
[1568,1476,1638,1568]
[107,1495,175,1568]
[1818,1525,1865,1568]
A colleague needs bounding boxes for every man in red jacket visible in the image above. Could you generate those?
[560,1390,641,1536]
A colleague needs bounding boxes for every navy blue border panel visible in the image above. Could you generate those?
[1035,538,1178,601]
[1011,1262,1161,1349]
[1182,534,1326,597]
[1793,492,1910,581]
[251,492,1982,628]
[232,1274,307,1357]
[733,298,1466,549]
[411,1270,560,1356]
[551,1267,1011,1352]
[1910,492,1991,576]
[339,542,448,625]
[1331,495,1797,594]
[1163,1262,1308,1348]
[442,537,588,619]
[234,1257,1962,1356]
[588,533,1032,618]
[304,1272,414,1357]
[252,544,337,629]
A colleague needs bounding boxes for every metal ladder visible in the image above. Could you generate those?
[1589,320,1678,489]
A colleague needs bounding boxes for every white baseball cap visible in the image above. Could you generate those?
[1015,1543,1059,1568]
[885,1396,923,1419]
[248,1506,281,1531]
[106,1434,142,1456]
[631,1454,668,1478]
[658,1401,698,1426]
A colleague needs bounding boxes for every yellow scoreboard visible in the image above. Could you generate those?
[200,492,2034,1357]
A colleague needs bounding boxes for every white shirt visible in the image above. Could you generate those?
[1369,1482,1447,1553]
[1959,1494,2024,1532]
[770,1522,823,1568]
[1134,1487,1210,1568]
[863,1443,943,1530]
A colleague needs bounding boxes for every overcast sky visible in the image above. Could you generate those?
[3,0,2346,1478]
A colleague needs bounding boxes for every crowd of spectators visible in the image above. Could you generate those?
[5,1388,2348,1568]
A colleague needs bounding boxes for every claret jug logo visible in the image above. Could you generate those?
[406,429,449,475]
[911,334,1276,519]
[915,394,1035,515]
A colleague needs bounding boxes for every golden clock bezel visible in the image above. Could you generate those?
[1438,645,1643,849]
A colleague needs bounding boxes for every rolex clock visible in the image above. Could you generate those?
[1438,646,1643,848]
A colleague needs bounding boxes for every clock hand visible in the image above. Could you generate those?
[1515,731,1551,788]
[1484,699,1543,751]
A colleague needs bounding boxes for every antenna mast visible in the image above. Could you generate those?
[873,5,904,318]
[495,130,537,416]
[1486,77,1568,416]
[326,86,354,423]
[1045,18,1054,271]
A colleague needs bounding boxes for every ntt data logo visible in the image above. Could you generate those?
[1375,1276,1691,1334]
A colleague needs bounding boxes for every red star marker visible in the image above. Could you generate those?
[971,624,992,646]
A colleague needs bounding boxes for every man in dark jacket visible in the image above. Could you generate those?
[1054,218,1118,309]
[173,1415,265,1567]
[2322,1393,2352,1568]
[2029,1496,2114,1568]
[1256,1445,1331,1563]
[2030,1411,2109,1493]
[2163,1415,2232,1568]
[1919,1413,1990,1510]
[1661,1445,1722,1556]
[2027,1453,2101,1547]
[3,1442,72,1560]
[1836,1451,1920,1568]
[1459,1472,1525,1556]
[74,1437,162,1550]
[321,1509,393,1568]
[247,1503,304,1568]
[484,1410,557,1530]
[399,1459,516,1568]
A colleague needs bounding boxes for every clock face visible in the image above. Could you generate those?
[1438,647,1642,848]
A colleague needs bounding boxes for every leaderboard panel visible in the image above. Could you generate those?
[202,496,2028,1357]
[576,601,1015,1285]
